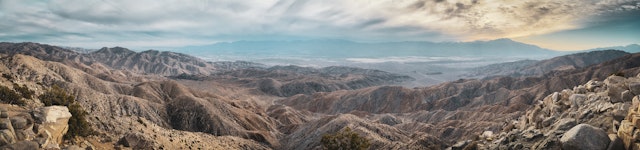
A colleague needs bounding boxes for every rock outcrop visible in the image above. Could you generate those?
[480,73,640,149]
[617,95,640,149]
[0,105,72,149]
[34,106,72,149]
[560,124,610,150]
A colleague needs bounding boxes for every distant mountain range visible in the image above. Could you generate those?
[176,38,560,59]
[585,44,640,53]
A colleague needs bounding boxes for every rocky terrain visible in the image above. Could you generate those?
[454,72,640,150]
[0,42,638,149]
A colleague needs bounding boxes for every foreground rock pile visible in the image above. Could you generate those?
[0,105,75,149]
[454,73,640,149]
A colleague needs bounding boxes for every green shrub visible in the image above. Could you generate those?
[0,85,25,105]
[321,127,370,150]
[13,83,35,99]
[39,85,75,106]
[39,85,94,139]
[65,103,94,139]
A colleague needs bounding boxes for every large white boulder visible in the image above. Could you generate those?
[34,106,72,149]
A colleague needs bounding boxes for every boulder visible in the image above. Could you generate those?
[586,80,604,92]
[630,82,640,96]
[622,90,633,103]
[552,118,576,131]
[117,133,154,149]
[34,106,72,148]
[607,134,624,150]
[569,94,587,108]
[0,129,15,146]
[9,117,27,130]
[560,124,610,150]
[605,75,626,86]
[574,85,587,94]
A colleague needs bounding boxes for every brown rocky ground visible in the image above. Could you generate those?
[0,42,637,149]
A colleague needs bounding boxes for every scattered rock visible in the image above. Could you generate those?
[560,124,610,150]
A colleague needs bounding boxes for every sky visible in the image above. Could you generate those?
[0,0,638,51]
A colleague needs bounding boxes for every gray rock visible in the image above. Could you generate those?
[574,85,587,94]
[0,129,15,146]
[560,124,610,150]
[9,117,26,130]
[586,80,604,92]
[607,134,624,150]
[569,94,587,108]
[1,141,39,150]
[605,75,626,85]
[0,119,12,130]
[552,118,576,131]
[621,90,633,103]
[630,82,640,96]
[542,116,556,127]
[118,133,154,149]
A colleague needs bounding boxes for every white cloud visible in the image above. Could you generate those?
[0,0,636,48]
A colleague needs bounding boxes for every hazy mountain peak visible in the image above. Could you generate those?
[95,46,135,54]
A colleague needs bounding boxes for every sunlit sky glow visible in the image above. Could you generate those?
[0,0,638,51]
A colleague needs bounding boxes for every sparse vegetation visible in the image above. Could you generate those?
[39,85,76,106]
[1,74,12,80]
[13,83,35,99]
[39,85,95,139]
[321,127,370,150]
[0,85,24,105]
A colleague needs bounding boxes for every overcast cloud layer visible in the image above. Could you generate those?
[0,0,638,50]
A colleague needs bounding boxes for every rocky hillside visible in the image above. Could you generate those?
[0,42,638,149]
[462,73,640,149]
[279,52,640,145]
[87,47,216,76]
[0,42,217,76]
[177,65,414,97]
[464,50,629,78]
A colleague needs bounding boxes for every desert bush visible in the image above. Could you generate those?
[65,103,94,139]
[39,85,94,139]
[39,85,75,106]
[0,85,24,105]
[13,83,35,99]
[321,127,370,150]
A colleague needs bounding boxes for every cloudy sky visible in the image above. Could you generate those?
[0,0,638,50]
